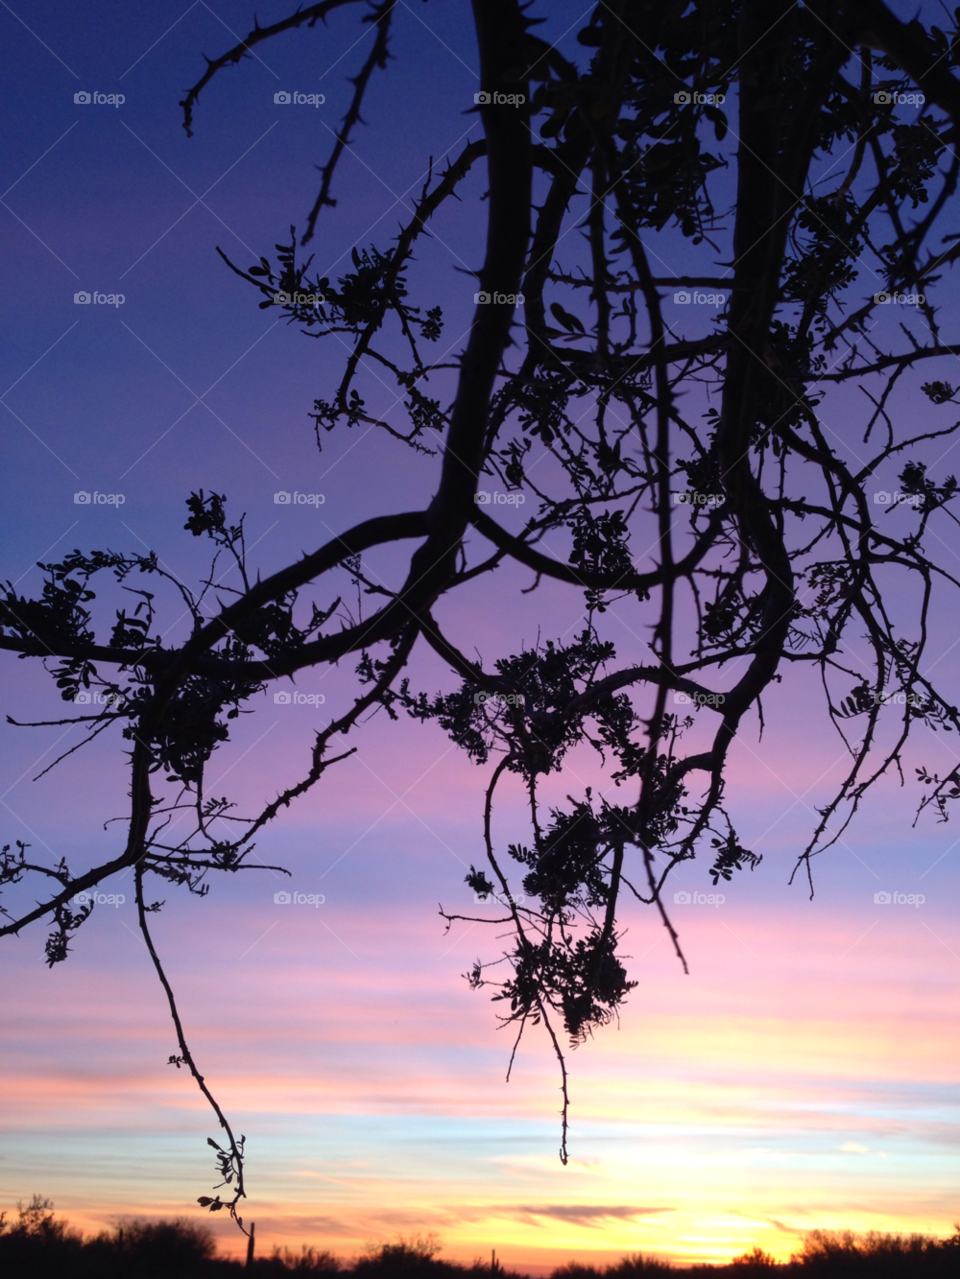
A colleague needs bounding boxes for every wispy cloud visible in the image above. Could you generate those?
[513,1205,673,1228]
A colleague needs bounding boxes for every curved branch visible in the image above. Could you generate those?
[301,0,396,244]
[135,863,249,1232]
[179,0,362,136]
[469,506,723,591]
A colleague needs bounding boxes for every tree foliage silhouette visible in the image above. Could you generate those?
[4,0,960,1216]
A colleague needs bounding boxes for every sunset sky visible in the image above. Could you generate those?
[0,0,957,1270]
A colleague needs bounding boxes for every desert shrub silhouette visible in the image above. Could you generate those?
[258,1243,342,1273]
[2,1202,960,1277]
[0,1196,84,1279]
[605,1257,676,1276]
[110,1218,217,1274]
[550,1257,674,1277]
[726,1249,777,1270]
[354,1236,492,1279]
[788,1227,960,1276]
[0,1201,221,1279]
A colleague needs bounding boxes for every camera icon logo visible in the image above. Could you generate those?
[73,691,92,704]
[74,91,91,104]
[474,291,491,305]
[74,291,91,305]
[274,691,291,704]
[873,491,890,505]
[673,290,691,304]
[274,891,292,904]
[474,491,491,505]
[74,491,91,504]
[274,91,291,104]
[673,890,691,904]
[873,291,891,305]
[674,91,691,105]
[873,91,892,105]
[274,491,291,504]
[874,891,891,904]
[474,92,491,105]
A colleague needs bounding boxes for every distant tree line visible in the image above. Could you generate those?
[2,1197,959,1278]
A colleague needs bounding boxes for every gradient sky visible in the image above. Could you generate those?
[1,0,958,1269]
